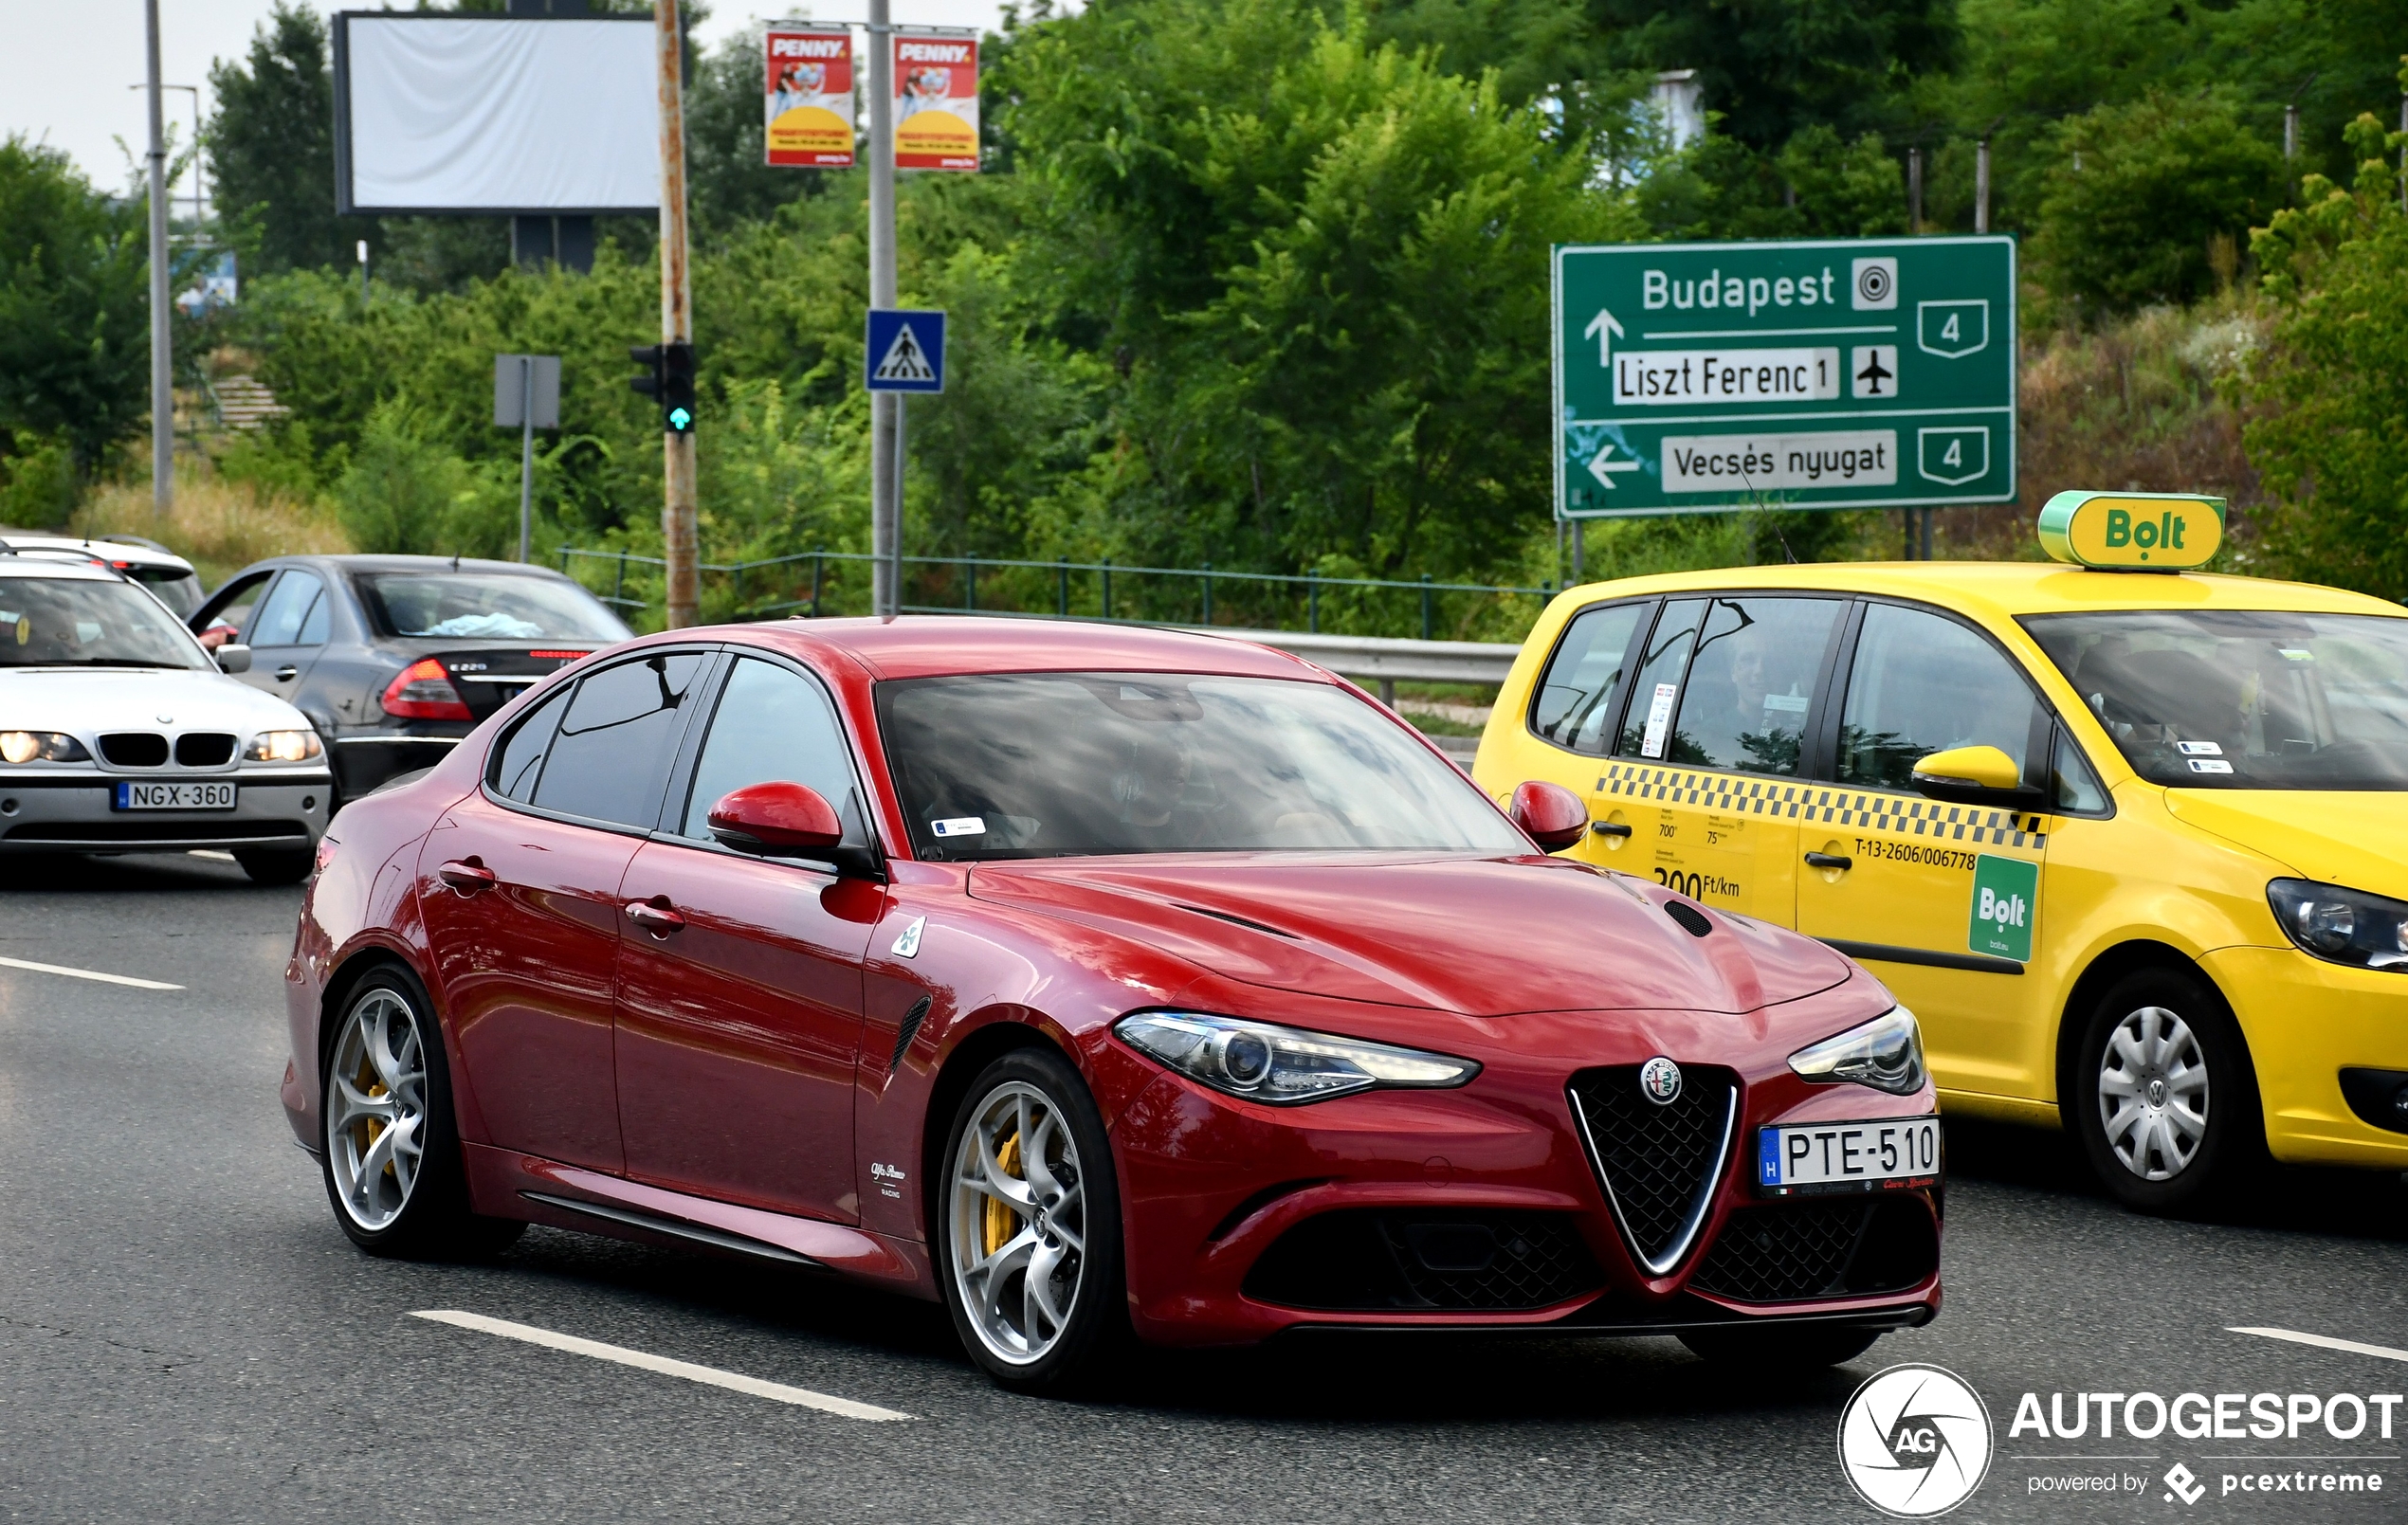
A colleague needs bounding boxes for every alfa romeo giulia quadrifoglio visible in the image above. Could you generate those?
[282,618,1942,1391]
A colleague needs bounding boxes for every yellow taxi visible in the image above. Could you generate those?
[1474,492,2408,1211]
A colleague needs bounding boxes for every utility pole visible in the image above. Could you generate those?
[867,0,898,616]
[1907,145,1923,233]
[1975,139,1991,233]
[144,0,172,517]
[653,0,699,628]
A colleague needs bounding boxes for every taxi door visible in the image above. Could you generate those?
[1794,601,2057,1098]
[1588,593,1849,924]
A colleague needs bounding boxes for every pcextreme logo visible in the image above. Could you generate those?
[1837,1364,1994,1517]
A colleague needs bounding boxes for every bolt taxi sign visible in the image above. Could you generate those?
[894,32,979,172]
[2036,490,2225,572]
[764,26,856,168]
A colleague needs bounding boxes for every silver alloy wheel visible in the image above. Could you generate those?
[326,988,429,1231]
[947,1080,1086,1366]
[2097,1004,2209,1181]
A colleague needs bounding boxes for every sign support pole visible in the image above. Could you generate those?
[145,0,173,517]
[654,0,699,628]
[867,0,899,617]
[517,357,536,564]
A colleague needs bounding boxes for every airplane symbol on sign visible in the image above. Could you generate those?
[1587,443,1641,489]
[1856,351,1892,394]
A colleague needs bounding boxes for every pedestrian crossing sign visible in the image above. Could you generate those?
[866,308,946,393]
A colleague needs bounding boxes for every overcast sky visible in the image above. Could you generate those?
[0,0,1014,194]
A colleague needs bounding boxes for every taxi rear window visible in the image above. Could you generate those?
[2023,609,2408,790]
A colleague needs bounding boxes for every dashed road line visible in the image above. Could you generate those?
[410,1310,914,1422]
[2230,1327,2408,1365]
[0,954,182,991]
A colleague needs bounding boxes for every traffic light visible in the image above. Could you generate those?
[629,341,697,434]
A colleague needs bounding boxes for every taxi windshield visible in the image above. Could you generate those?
[877,671,1530,861]
[2023,608,2408,790]
[0,575,208,669]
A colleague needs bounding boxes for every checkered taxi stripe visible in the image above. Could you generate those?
[1594,762,2048,849]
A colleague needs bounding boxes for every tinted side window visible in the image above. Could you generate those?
[680,659,859,839]
[1669,596,1843,776]
[1838,605,2040,789]
[490,684,572,803]
[530,653,708,827]
[1617,599,1706,758]
[1530,603,1648,754]
[251,571,326,647]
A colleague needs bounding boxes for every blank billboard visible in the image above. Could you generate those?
[334,13,660,215]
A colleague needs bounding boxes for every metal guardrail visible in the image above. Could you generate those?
[1204,627,1522,686]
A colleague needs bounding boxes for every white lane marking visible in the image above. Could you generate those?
[2230,1326,2408,1365]
[0,954,182,991]
[410,1310,913,1422]
[188,849,235,862]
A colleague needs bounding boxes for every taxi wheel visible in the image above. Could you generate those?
[2071,967,2264,1215]
[1678,1324,1881,1371]
[320,965,524,1260]
[937,1049,1129,1395]
[236,847,315,885]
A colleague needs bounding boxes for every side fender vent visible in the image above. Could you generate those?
[889,994,933,1074]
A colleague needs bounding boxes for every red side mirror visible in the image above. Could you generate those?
[707,780,843,854]
[1509,780,1589,853]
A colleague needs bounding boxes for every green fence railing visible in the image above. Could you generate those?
[555,546,1560,642]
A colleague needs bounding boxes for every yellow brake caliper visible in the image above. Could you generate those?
[361,1059,390,1171]
[983,1129,1023,1255]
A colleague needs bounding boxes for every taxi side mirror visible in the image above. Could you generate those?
[1509,779,1590,852]
[1909,745,2040,808]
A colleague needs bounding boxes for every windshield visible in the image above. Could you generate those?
[0,575,209,669]
[2023,609,2408,790]
[878,672,1530,861]
[355,572,629,642]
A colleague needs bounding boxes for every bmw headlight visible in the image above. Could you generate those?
[2268,879,2408,971]
[0,731,88,764]
[245,729,323,762]
[1788,1007,1926,1096]
[1114,1012,1480,1105]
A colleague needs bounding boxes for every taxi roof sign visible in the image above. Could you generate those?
[2037,490,2225,572]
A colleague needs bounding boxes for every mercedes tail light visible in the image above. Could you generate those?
[380,658,473,721]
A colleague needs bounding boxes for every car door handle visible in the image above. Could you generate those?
[437,859,496,893]
[627,899,686,935]
[1803,852,1853,871]
[275,664,300,682]
[1591,821,1633,839]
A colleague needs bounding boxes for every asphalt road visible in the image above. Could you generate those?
[4,854,2406,1523]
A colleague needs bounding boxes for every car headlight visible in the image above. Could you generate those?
[2268,879,2408,971]
[0,731,88,764]
[245,729,323,762]
[1114,1011,1480,1105]
[1788,1007,1926,1096]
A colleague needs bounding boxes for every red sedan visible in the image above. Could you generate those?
[282,618,1942,1391]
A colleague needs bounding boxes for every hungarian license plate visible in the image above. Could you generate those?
[113,781,237,811]
[1757,1116,1940,1197]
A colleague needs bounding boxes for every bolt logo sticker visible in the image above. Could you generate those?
[1637,1055,1683,1105]
[1967,854,2037,963]
[1837,1364,1993,1517]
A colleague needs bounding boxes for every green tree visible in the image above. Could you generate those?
[208,3,345,276]
[0,137,151,477]
[2031,93,2286,311]
[2244,111,2408,599]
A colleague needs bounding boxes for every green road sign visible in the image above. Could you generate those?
[1552,236,2016,518]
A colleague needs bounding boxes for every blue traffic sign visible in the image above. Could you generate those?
[865,308,946,393]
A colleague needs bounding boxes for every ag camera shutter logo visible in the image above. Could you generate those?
[1837,1364,1994,1517]
[1852,257,1899,311]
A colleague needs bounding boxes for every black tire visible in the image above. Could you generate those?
[936,1048,1129,1395]
[1679,1323,1882,1371]
[236,846,315,885]
[2069,965,2263,1215]
[319,964,524,1260]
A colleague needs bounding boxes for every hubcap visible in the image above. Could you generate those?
[2097,1005,2209,1182]
[947,1080,1085,1366]
[326,988,429,1231]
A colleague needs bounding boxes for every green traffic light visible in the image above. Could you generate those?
[668,407,693,431]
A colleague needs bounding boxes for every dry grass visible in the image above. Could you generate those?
[71,469,348,589]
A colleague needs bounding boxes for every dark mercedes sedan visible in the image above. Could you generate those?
[190,555,630,808]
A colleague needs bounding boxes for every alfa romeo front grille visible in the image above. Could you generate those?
[1567,1063,1738,1276]
[1688,1198,1939,1303]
